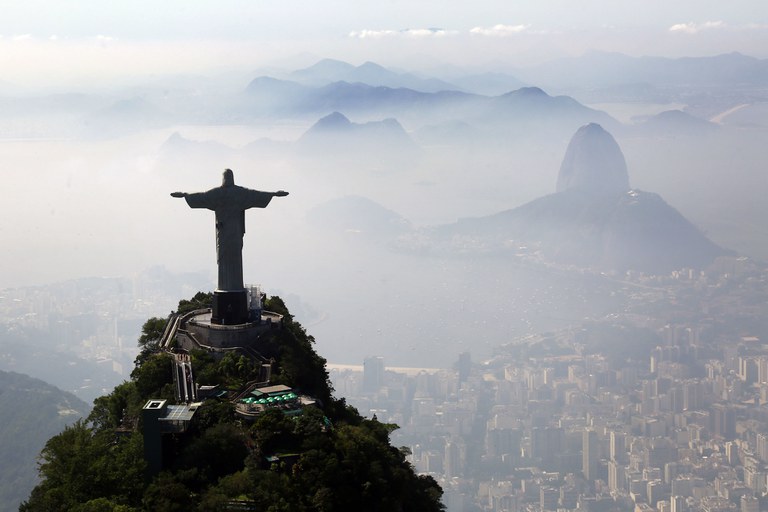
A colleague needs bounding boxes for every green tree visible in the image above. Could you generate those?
[177,423,248,482]
[189,349,218,385]
[250,408,296,456]
[131,352,174,399]
[142,473,194,512]
[188,400,237,435]
[88,381,142,431]
[134,317,169,372]
[198,471,251,512]
[21,421,145,511]
[217,352,238,380]
[214,352,256,387]
[73,497,138,512]
[260,296,334,406]
[138,317,168,348]
[177,292,213,315]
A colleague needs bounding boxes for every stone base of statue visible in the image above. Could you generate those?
[212,290,249,325]
[174,308,284,355]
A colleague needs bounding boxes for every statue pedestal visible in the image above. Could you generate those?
[212,290,249,325]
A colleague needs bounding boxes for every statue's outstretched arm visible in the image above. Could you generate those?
[171,192,187,198]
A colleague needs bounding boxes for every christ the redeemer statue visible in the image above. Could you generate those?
[172,169,288,325]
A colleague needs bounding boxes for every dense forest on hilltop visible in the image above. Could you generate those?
[21,295,444,512]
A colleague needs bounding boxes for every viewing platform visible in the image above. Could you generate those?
[170,307,283,352]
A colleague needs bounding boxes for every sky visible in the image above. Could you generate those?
[0,0,766,87]
[0,0,765,290]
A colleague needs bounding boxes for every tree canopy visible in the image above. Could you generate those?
[137,317,167,348]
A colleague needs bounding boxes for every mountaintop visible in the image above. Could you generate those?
[556,123,630,195]
[298,112,417,157]
[288,59,460,92]
[21,296,444,511]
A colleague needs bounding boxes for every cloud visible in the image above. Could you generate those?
[469,24,529,37]
[349,29,396,39]
[404,28,455,38]
[349,28,456,39]
[668,21,724,34]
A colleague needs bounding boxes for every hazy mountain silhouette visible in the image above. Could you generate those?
[297,112,419,164]
[447,188,728,272]
[633,109,720,137]
[243,78,464,118]
[486,87,619,130]
[289,58,354,83]
[447,71,527,96]
[240,73,615,131]
[430,123,729,273]
[289,58,460,92]
[0,370,89,512]
[412,119,480,145]
[296,81,474,118]
[160,131,236,157]
[242,76,312,116]
[307,195,412,239]
[518,51,768,89]
[81,96,171,137]
[300,111,415,146]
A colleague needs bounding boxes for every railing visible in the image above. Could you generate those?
[176,329,204,350]
[172,353,196,403]
[181,308,211,324]
[230,377,273,401]
[160,306,280,406]
[158,313,180,350]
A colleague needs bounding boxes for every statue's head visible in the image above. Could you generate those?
[222,169,235,187]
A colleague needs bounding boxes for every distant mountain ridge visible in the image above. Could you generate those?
[242,76,618,136]
[300,111,415,145]
[446,71,528,96]
[288,58,460,92]
[295,111,420,165]
[517,51,768,89]
[279,53,768,97]
[3,53,765,139]
[244,78,477,119]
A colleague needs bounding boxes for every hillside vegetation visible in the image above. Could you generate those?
[20,295,444,512]
[0,371,89,512]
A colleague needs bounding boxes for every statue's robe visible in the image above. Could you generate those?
[184,185,275,291]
